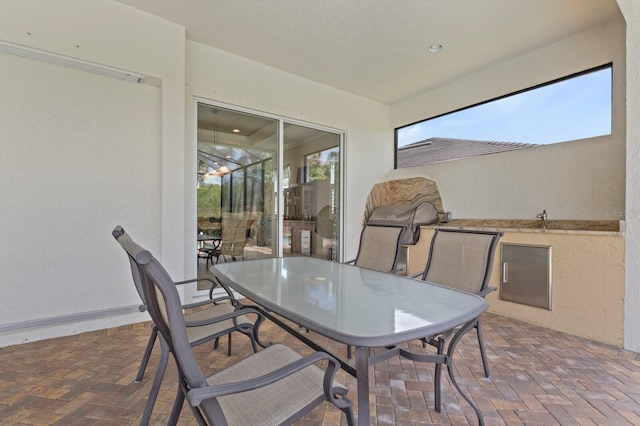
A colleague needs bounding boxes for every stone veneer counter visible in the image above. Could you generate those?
[431,219,622,235]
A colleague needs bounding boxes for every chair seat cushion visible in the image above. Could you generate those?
[207,344,346,425]
[185,304,252,344]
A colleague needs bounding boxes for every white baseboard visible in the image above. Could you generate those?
[0,305,148,348]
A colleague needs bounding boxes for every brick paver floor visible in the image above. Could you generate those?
[1,310,640,425]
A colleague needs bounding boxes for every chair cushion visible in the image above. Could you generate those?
[207,344,346,425]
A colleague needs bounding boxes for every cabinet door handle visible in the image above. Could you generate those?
[502,262,508,283]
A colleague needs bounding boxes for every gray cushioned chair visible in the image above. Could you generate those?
[113,226,264,425]
[417,228,502,412]
[117,232,355,425]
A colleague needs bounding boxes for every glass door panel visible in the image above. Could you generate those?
[283,123,340,261]
[196,103,342,293]
[197,104,278,290]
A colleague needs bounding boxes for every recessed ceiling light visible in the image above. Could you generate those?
[232,129,240,133]
[428,44,444,53]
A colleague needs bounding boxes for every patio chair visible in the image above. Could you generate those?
[214,216,248,262]
[112,226,264,425]
[346,225,404,273]
[416,228,502,412]
[124,237,355,425]
[344,224,404,358]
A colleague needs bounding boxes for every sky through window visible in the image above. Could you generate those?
[397,66,612,148]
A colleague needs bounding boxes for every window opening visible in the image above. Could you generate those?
[395,64,612,167]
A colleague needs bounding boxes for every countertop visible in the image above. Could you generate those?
[425,219,623,236]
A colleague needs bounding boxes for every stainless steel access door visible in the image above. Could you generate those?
[500,243,552,310]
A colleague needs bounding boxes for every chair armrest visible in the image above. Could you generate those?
[174,277,216,286]
[391,267,406,275]
[181,296,233,311]
[210,295,234,304]
[174,276,238,303]
[186,350,341,406]
[174,278,235,306]
[176,277,236,300]
[477,286,497,298]
[183,307,261,328]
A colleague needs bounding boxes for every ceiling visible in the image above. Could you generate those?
[114,0,621,105]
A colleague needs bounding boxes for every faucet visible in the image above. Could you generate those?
[536,210,548,230]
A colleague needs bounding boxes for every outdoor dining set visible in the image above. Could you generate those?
[112,204,502,425]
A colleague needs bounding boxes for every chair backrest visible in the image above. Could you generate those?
[112,226,147,310]
[421,228,502,294]
[354,225,404,272]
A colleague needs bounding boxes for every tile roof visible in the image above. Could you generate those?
[397,137,538,167]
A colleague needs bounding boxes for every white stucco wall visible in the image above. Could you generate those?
[0,1,391,345]
[389,20,626,221]
[0,0,185,346]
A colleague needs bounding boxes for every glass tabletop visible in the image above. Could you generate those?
[213,257,488,347]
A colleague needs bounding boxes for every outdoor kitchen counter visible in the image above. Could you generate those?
[407,220,625,347]
[430,219,622,235]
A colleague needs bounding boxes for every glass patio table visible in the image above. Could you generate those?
[212,257,488,425]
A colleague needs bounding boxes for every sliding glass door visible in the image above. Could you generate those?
[196,102,342,284]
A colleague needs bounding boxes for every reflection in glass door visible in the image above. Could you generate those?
[283,123,340,261]
[197,105,278,287]
[196,103,342,286]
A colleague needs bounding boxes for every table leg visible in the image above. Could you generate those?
[355,346,370,426]
[396,318,485,425]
